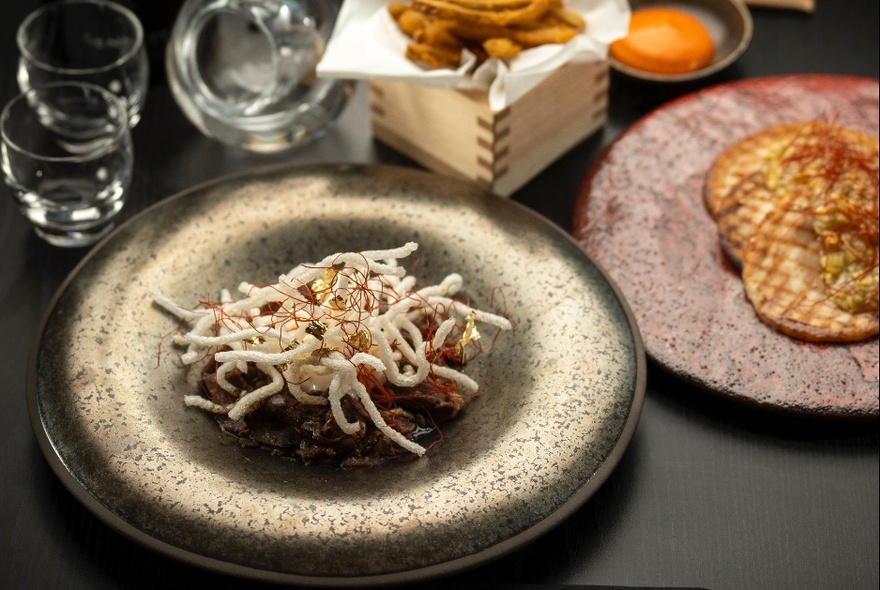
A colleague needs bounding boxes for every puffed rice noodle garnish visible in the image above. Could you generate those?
[155,242,511,456]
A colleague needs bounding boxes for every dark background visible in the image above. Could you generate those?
[1,1,877,589]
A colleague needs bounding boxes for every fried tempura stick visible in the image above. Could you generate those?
[411,0,550,26]
[449,19,577,46]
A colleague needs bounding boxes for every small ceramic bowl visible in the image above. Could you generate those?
[610,0,753,83]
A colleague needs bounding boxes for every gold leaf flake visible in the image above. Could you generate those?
[310,268,338,303]
[328,294,347,310]
[306,320,329,340]
[349,329,371,352]
[456,312,481,359]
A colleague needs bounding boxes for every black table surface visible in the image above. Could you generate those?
[1,2,878,589]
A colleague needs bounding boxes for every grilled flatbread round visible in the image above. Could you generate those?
[741,197,878,342]
[709,121,879,342]
[704,122,808,219]
[715,171,776,267]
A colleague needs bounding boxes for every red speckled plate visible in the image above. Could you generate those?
[574,74,879,419]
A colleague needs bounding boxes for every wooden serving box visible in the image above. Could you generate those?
[369,59,609,197]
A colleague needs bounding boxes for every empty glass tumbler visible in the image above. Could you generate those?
[1,82,134,247]
[17,0,149,127]
[166,0,354,152]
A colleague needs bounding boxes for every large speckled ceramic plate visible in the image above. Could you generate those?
[28,164,645,586]
[574,74,878,419]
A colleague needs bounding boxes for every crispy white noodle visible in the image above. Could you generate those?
[156,243,511,457]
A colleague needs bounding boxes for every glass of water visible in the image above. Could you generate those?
[1,82,134,247]
[17,0,149,127]
[166,0,353,152]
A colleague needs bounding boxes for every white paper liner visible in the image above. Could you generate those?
[317,0,630,111]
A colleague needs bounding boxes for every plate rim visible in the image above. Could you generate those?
[27,162,648,585]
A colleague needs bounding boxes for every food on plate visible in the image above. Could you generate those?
[156,243,512,467]
[713,171,776,264]
[741,193,878,343]
[705,121,879,342]
[610,8,714,75]
[388,0,586,69]
[705,123,809,220]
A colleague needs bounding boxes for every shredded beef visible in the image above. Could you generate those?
[197,359,470,468]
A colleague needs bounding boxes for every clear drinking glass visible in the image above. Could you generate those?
[1,82,134,247]
[17,0,149,127]
[166,0,354,153]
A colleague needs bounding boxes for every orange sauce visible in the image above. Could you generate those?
[611,8,715,75]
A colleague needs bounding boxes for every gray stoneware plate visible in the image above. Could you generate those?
[28,164,646,586]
